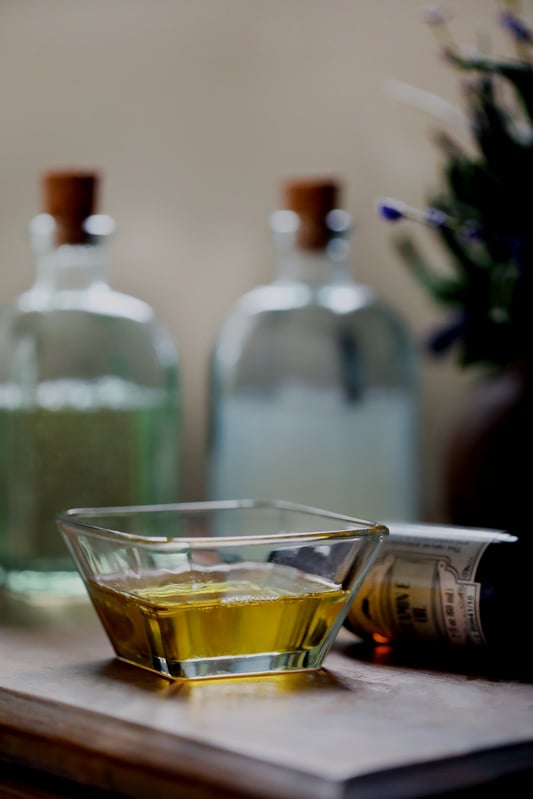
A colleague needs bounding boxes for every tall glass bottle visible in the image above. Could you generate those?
[0,170,181,615]
[207,177,420,522]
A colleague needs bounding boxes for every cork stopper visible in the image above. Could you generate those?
[282,177,340,250]
[42,170,99,245]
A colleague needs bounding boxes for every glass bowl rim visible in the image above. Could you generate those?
[56,499,389,550]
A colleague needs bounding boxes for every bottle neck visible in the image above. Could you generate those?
[270,209,353,285]
[274,247,353,285]
[32,244,109,293]
[28,213,114,294]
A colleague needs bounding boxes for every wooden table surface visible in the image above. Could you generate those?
[1,602,532,799]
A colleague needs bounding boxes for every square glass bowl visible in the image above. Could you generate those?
[56,500,388,680]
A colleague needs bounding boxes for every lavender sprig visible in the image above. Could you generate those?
[377,197,482,242]
[499,9,533,44]
[421,5,458,60]
[499,7,533,61]
[379,6,533,370]
[378,197,446,225]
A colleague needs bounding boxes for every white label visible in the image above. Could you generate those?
[348,525,516,646]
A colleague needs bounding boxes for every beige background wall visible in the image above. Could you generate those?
[0,0,520,520]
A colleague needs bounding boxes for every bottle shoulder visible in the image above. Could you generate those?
[224,280,410,322]
[9,285,157,325]
[0,286,179,374]
[215,280,416,353]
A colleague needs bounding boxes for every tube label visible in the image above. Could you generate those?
[347,523,515,646]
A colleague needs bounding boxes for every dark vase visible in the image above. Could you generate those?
[444,361,532,538]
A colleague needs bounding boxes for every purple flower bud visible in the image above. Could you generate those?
[424,207,449,227]
[422,5,452,26]
[377,198,405,222]
[498,10,533,43]
[427,313,466,355]
[459,220,484,243]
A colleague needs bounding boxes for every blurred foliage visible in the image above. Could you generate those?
[386,3,533,372]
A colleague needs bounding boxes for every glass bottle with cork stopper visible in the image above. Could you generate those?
[207,176,420,522]
[0,169,181,620]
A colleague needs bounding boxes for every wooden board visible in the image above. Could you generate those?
[1,606,533,799]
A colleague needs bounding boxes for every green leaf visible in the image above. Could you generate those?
[452,54,533,121]
[395,237,465,304]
